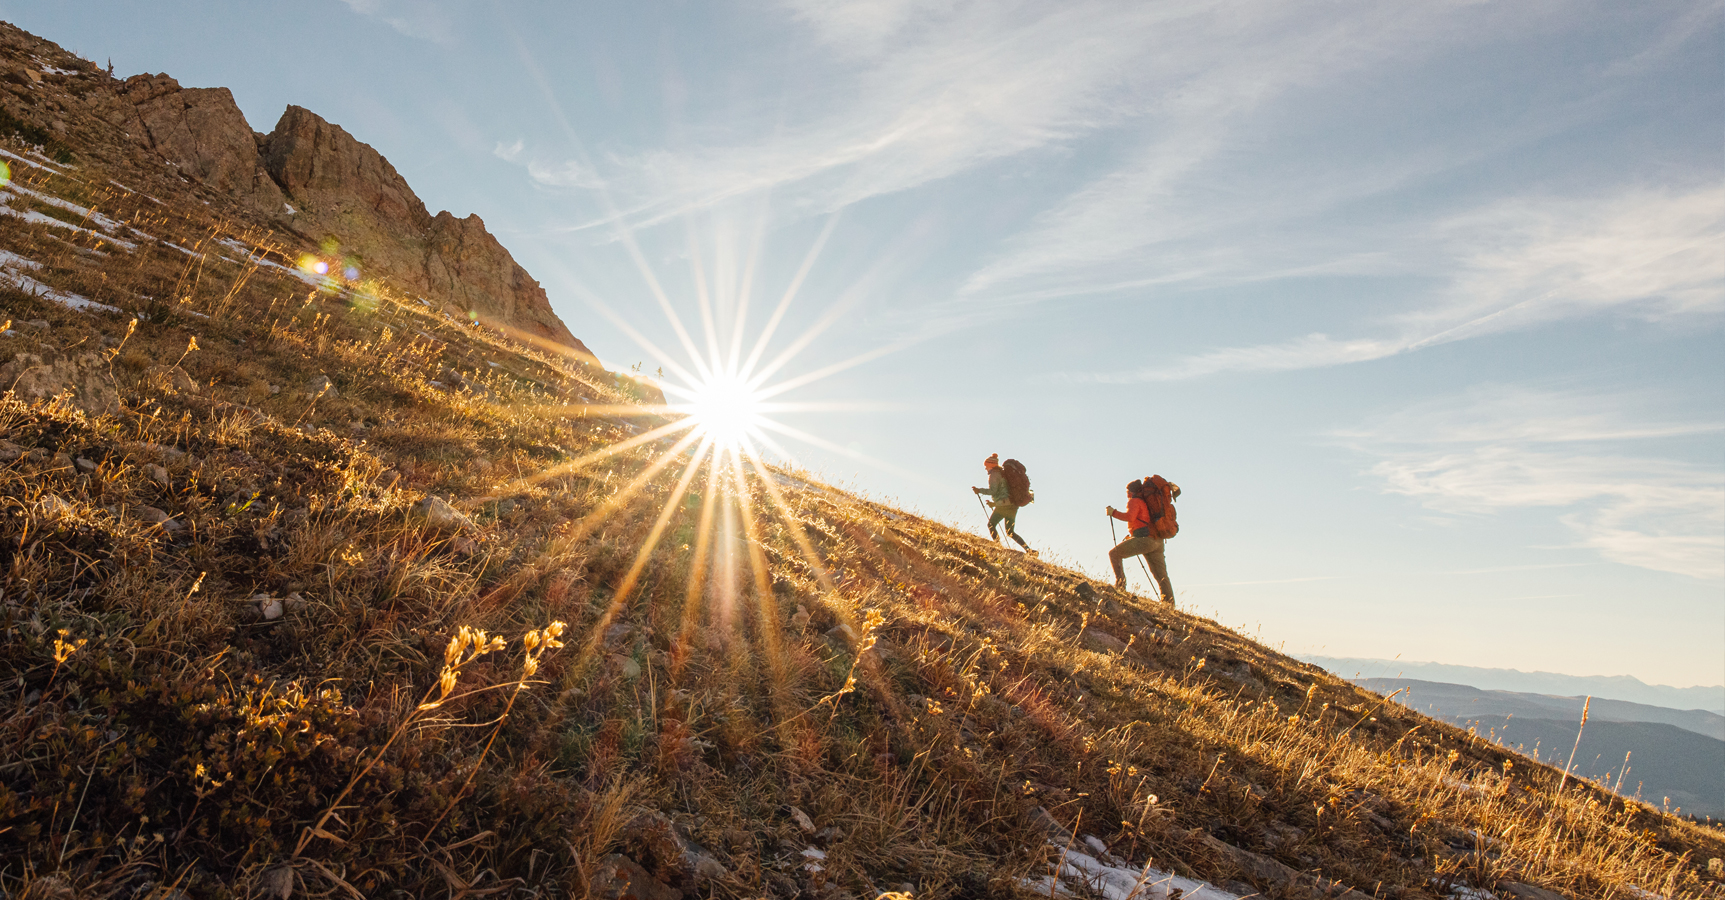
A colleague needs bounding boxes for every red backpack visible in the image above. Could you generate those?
[1142,474,1178,539]
[1002,459,1034,506]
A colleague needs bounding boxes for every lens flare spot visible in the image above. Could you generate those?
[312,260,329,275]
[0,161,11,189]
[687,373,763,449]
[344,266,360,281]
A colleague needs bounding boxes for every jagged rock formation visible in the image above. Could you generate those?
[111,74,287,213]
[0,22,592,360]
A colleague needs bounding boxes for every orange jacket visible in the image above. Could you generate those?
[1110,497,1153,536]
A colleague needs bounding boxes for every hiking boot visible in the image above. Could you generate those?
[1026,549,1039,558]
[1160,593,1174,605]
[1114,577,1127,589]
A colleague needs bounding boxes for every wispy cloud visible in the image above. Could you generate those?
[526,158,605,189]
[1068,185,1725,382]
[1344,386,1725,580]
[336,0,463,44]
[513,0,1476,234]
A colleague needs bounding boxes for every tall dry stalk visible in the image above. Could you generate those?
[1557,695,1592,796]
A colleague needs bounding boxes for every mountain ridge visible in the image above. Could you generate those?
[1305,655,1725,714]
[1357,677,1725,820]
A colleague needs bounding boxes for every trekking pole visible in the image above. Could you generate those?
[1108,510,1155,586]
[975,491,992,536]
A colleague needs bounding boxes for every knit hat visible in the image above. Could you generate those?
[984,453,1000,469]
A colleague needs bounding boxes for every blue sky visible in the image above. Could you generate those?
[9,1,1720,687]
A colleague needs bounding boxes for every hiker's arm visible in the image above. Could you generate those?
[1107,506,1129,522]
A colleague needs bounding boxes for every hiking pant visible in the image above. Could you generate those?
[1110,534,1172,601]
[988,504,1030,550]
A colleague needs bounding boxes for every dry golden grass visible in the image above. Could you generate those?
[0,120,1721,900]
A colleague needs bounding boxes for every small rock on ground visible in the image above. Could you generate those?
[588,854,681,900]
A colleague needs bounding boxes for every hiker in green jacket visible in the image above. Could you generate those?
[973,453,1036,557]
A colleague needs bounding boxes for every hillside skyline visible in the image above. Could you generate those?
[6,1,1719,687]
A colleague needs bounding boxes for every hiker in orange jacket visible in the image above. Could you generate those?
[1106,478,1178,602]
[973,453,1036,557]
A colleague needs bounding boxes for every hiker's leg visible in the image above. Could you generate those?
[1146,539,1174,602]
[1107,536,1140,584]
[1001,507,1030,550]
[986,508,1006,540]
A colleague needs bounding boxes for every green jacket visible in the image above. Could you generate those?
[976,469,1012,506]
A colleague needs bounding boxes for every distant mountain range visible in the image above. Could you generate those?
[1353,677,1725,820]
[1302,656,1724,715]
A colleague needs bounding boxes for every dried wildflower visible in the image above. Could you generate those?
[52,630,86,665]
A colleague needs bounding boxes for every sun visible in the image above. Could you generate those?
[683,371,764,449]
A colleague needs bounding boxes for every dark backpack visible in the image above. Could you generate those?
[1002,459,1033,506]
[1141,474,1178,539]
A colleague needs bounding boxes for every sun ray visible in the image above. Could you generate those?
[497,20,712,380]
[615,213,710,378]
[736,442,838,596]
[672,455,723,681]
[737,426,805,474]
[722,441,799,740]
[525,426,708,590]
[743,248,901,389]
[737,444,906,720]
[466,315,603,368]
[518,402,680,419]
[751,400,906,414]
[751,341,910,402]
[725,205,771,375]
[740,212,840,378]
[567,435,714,681]
[750,416,933,484]
[561,426,707,542]
[685,218,725,376]
[588,299,707,390]
[491,415,697,496]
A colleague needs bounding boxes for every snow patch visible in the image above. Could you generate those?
[0,146,69,174]
[24,149,70,169]
[0,249,43,272]
[214,238,327,287]
[0,186,136,250]
[0,251,123,314]
[6,184,128,234]
[1029,837,1242,900]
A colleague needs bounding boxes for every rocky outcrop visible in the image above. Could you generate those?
[423,210,586,352]
[94,77,591,358]
[256,105,593,360]
[0,351,121,416]
[261,105,431,232]
[113,74,286,213]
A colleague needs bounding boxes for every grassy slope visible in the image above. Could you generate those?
[2,33,1723,900]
